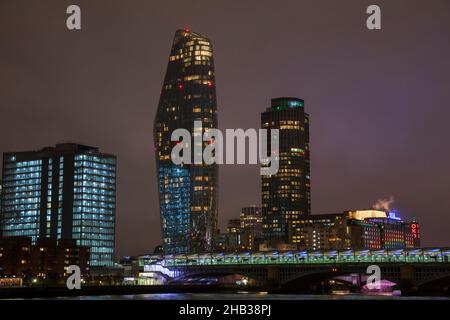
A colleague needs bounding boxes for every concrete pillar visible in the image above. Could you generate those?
[399,265,417,294]
[266,266,281,289]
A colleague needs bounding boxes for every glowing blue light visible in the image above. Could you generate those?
[288,100,304,107]
[388,211,402,221]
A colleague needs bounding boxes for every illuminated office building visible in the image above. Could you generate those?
[368,216,416,250]
[0,143,116,267]
[289,214,350,251]
[225,219,242,252]
[288,210,420,251]
[261,97,311,243]
[240,206,262,231]
[154,29,218,254]
[240,206,262,251]
[215,207,263,252]
[216,218,247,253]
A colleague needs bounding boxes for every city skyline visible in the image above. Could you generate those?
[1,1,450,257]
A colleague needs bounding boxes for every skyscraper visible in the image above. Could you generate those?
[261,97,311,244]
[0,143,116,267]
[154,29,218,254]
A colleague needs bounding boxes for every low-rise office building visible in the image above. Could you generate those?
[289,210,420,251]
[0,236,90,284]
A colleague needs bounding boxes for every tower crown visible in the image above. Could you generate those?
[270,97,304,111]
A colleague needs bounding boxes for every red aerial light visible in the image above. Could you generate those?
[178,84,184,90]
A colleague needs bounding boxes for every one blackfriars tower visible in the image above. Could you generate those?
[154,29,218,254]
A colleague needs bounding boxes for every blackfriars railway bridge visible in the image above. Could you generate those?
[140,248,450,294]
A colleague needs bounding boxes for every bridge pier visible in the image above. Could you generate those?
[266,266,281,289]
[398,265,417,294]
[350,273,361,287]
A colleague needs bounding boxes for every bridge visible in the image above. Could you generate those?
[139,248,450,294]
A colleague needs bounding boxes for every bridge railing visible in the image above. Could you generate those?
[138,248,450,267]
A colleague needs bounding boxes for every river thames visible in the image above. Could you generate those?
[31,292,450,300]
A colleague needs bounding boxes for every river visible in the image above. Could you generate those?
[36,292,450,300]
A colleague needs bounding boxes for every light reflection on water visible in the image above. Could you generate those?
[46,292,450,300]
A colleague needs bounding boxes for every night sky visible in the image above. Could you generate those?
[1,0,450,257]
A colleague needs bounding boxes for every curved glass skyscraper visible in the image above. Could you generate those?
[154,29,218,254]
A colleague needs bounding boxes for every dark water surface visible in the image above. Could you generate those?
[32,292,450,300]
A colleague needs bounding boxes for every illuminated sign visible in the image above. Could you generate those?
[388,211,402,221]
[411,223,420,239]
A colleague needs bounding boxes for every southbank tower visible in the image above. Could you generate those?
[261,98,311,244]
[154,29,218,254]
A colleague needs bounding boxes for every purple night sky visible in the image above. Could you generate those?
[1,0,450,256]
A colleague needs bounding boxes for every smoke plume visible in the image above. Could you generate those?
[372,196,395,211]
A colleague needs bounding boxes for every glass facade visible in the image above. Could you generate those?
[73,154,116,266]
[0,144,116,267]
[154,29,218,254]
[1,158,42,243]
[261,97,311,243]
[158,165,190,254]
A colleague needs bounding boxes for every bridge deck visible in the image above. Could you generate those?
[140,248,450,267]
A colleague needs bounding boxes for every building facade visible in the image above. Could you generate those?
[288,210,420,251]
[240,206,262,251]
[31,238,90,280]
[225,219,241,252]
[0,236,90,282]
[261,97,311,243]
[0,143,116,266]
[215,206,263,252]
[154,29,218,254]
[0,236,31,277]
[289,214,350,251]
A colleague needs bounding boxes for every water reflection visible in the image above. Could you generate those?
[42,292,450,300]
